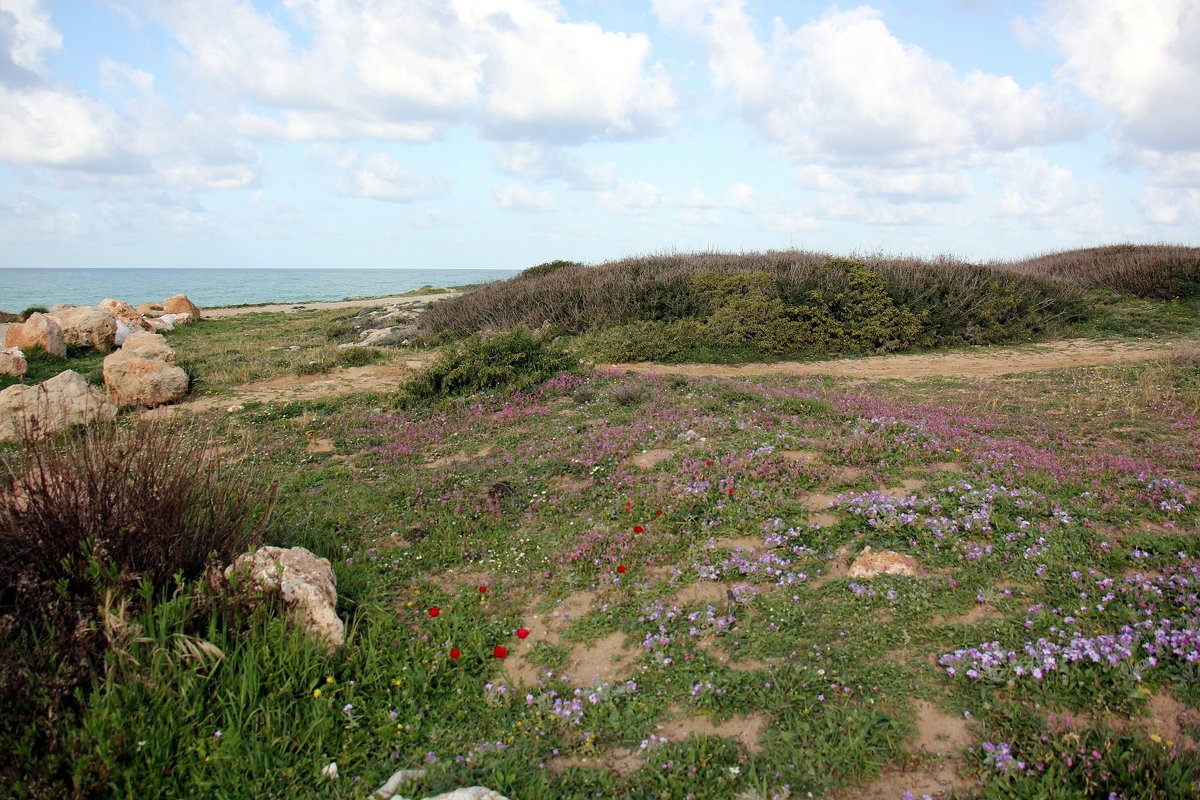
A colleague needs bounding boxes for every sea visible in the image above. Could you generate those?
[0,268,520,311]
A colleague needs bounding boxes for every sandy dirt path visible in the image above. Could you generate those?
[607,338,1196,381]
[201,291,460,318]
[151,337,1196,416]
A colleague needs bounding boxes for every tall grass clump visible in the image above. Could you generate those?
[422,251,1083,361]
[997,243,1200,299]
[0,420,276,786]
[403,325,581,402]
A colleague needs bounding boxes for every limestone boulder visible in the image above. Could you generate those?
[225,546,345,649]
[163,294,202,319]
[147,315,175,332]
[0,347,26,377]
[4,313,66,359]
[121,331,176,363]
[171,312,194,326]
[135,302,164,316]
[0,370,116,442]
[847,546,923,579]
[49,307,117,352]
[48,303,76,314]
[103,349,188,407]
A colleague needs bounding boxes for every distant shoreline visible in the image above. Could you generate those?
[201,289,462,318]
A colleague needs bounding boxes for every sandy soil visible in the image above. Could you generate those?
[608,338,1195,381]
[152,337,1194,416]
[201,291,460,318]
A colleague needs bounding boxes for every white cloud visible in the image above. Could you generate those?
[1,0,60,75]
[330,149,443,203]
[493,182,558,212]
[1040,0,1200,153]
[491,142,615,189]
[683,184,716,207]
[987,152,1104,234]
[598,180,662,212]
[726,181,756,210]
[140,0,677,144]
[656,2,1086,165]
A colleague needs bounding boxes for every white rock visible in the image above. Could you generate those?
[225,546,345,649]
[374,768,510,800]
[846,546,923,579]
[0,370,117,442]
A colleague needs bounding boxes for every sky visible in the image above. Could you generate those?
[0,0,1197,269]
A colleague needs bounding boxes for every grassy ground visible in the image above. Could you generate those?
[9,312,1200,798]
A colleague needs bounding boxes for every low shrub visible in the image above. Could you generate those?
[999,243,1200,299]
[0,420,277,777]
[422,250,1083,361]
[403,326,581,401]
[18,305,48,321]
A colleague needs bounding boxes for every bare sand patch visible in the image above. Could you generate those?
[1146,692,1200,750]
[548,747,644,776]
[305,438,335,454]
[657,710,768,754]
[560,631,639,687]
[424,446,492,470]
[884,478,927,496]
[628,448,674,470]
[932,604,1003,626]
[671,581,732,607]
[832,762,973,800]
[913,700,972,756]
[779,449,820,464]
[609,339,1189,382]
[550,475,593,493]
[710,535,762,551]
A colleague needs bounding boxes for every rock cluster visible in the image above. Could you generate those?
[0,295,203,440]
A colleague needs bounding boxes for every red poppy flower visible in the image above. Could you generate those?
[427,607,440,618]
[656,509,663,517]
[479,585,488,594]
[634,525,644,533]
[493,645,508,659]
[449,648,461,659]
[705,459,713,467]
[616,564,627,574]
[516,628,530,639]
[728,487,735,495]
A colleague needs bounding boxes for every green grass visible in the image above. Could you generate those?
[7,312,1200,798]
[0,344,105,391]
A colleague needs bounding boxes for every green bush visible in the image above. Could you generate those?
[404,326,581,401]
[518,259,583,280]
[18,305,48,321]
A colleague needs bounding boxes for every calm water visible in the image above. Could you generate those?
[0,268,519,311]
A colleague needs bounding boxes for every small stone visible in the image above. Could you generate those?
[847,546,923,579]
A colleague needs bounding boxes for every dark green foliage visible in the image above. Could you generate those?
[424,251,1083,362]
[18,305,48,321]
[592,264,927,362]
[519,259,584,280]
[404,326,580,401]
